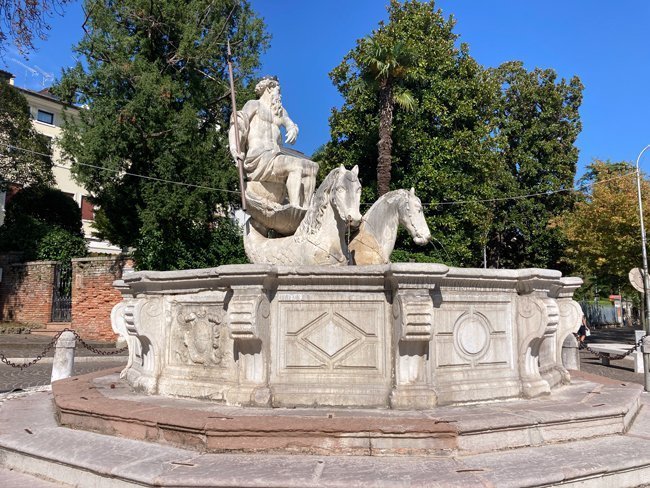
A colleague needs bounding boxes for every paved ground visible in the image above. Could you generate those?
[0,467,66,487]
[579,325,646,385]
[0,333,127,393]
[1,375,649,487]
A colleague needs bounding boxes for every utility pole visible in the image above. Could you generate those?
[635,144,650,333]
[635,144,650,392]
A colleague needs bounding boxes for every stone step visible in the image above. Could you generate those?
[54,369,457,457]
[50,368,644,457]
[0,467,71,487]
[30,323,71,337]
[1,383,650,487]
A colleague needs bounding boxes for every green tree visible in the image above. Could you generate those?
[486,62,583,269]
[0,185,87,262]
[322,0,582,268]
[322,0,502,265]
[357,33,416,196]
[551,160,647,298]
[54,0,268,270]
[0,81,53,189]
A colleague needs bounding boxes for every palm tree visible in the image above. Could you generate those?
[357,36,416,196]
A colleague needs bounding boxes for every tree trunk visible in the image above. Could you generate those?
[377,79,394,196]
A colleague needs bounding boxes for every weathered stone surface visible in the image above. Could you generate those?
[112,264,583,408]
[229,77,319,220]
[51,368,642,457]
[52,368,458,456]
[3,375,650,487]
[349,188,431,265]
[50,330,76,382]
[242,165,362,266]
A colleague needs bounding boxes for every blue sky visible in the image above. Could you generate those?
[4,0,650,177]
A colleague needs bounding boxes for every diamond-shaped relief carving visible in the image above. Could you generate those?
[304,318,359,358]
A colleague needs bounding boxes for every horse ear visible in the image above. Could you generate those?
[352,165,359,176]
[410,187,415,196]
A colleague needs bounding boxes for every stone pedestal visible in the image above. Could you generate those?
[112,264,582,408]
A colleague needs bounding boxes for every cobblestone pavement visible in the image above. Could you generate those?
[0,360,126,393]
[0,332,127,357]
[0,333,127,393]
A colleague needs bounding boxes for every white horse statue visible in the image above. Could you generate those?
[349,188,431,265]
[244,165,362,265]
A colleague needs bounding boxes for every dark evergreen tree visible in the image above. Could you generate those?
[487,62,583,269]
[0,81,53,189]
[54,0,268,270]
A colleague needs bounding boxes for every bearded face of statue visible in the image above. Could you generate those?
[268,84,284,117]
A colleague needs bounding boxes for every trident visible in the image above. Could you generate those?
[227,39,247,211]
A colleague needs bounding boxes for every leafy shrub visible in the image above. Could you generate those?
[0,185,87,261]
[134,217,247,271]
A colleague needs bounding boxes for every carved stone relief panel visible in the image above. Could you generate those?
[434,304,512,369]
[169,301,231,368]
[276,296,386,378]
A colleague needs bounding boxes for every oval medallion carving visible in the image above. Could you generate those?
[453,312,491,359]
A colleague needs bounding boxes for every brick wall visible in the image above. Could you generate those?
[71,256,133,341]
[0,254,133,342]
[0,255,56,324]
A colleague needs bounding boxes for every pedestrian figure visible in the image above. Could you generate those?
[577,316,590,349]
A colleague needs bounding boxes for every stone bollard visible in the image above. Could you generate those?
[51,331,76,382]
[643,336,650,393]
[562,335,580,371]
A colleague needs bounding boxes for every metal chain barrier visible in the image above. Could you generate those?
[67,329,128,356]
[0,330,63,370]
[0,328,127,369]
[583,333,647,361]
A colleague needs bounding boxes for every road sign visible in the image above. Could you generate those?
[629,267,645,293]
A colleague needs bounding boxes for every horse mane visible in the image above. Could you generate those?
[365,189,409,219]
[296,166,343,236]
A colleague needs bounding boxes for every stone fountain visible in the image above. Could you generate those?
[111,76,583,410]
[6,78,650,488]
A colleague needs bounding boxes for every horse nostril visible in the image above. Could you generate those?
[347,214,362,226]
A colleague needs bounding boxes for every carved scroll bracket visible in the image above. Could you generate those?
[393,290,433,342]
[516,295,559,397]
[226,287,271,342]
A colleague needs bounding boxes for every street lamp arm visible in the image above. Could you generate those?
[635,144,650,338]
[636,144,650,171]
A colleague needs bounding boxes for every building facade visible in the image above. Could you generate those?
[0,70,120,254]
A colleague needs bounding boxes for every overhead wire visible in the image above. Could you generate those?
[0,142,241,195]
[0,141,639,206]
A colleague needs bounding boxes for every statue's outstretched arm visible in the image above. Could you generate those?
[282,108,299,145]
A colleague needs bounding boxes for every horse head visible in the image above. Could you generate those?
[399,188,431,245]
[332,165,362,227]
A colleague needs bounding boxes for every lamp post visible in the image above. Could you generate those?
[635,144,650,334]
[636,145,650,392]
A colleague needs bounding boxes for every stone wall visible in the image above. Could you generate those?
[114,264,583,408]
[71,256,133,341]
[0,255,56,324]
[0,254,133,341]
